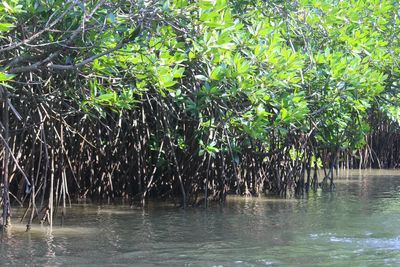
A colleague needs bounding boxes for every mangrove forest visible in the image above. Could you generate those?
[0,0,400,229]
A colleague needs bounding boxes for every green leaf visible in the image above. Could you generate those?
[0,72,15,81]
[97,93,116,103]
[280,108,288,120]
[0,22,13,31]
[198,0,214,10]
[195,75,209,81]
[210,66,225,80]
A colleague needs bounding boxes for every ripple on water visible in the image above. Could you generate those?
[310,232,400,255]
[257,259,278,266]
[359,236,400,250]
[330,236,353,243]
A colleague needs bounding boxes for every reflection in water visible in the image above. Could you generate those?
[0,170,400,266]
[43,231,56,267]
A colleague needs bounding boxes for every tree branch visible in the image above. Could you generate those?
[8,22,142,74]
[0,1,77,53]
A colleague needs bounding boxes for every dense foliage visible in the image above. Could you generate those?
[0,0,399,227]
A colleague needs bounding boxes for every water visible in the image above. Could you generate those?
[1,170,400,266]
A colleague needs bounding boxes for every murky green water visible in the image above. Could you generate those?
[1,170,400,266]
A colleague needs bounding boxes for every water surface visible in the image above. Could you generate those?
[1,170,400,266]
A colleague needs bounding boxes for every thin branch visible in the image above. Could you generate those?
[0,122,31,187]
[8,22,142,73]
[0,0,77,53]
